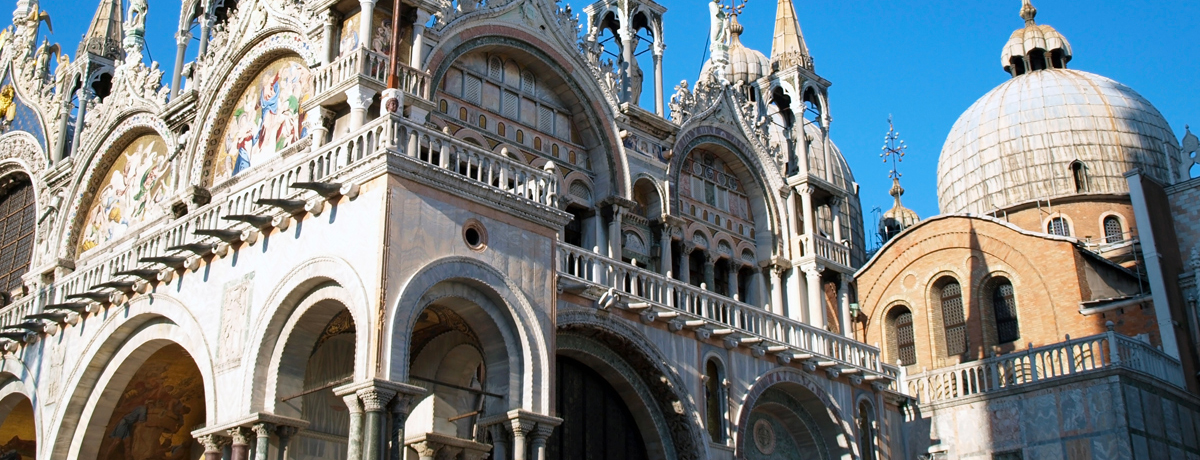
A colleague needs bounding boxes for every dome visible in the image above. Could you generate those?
[802,121,856,191]
[937,69,1181,214]
[701,14,770,84]
[880,179,919,241]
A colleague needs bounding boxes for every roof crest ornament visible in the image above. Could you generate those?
[1021,0,1037,26]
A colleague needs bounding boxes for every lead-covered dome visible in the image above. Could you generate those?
[937,2,1181,215]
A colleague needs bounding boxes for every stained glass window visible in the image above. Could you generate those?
[0,177,34,298]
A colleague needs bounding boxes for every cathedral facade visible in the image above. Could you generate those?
[0,0,1195,459]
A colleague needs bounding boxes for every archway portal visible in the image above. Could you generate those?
[548,356,648,460]
[96,344,206,460]
[742,384,848,460]
[0,395,36,459]
[289,308,357,460]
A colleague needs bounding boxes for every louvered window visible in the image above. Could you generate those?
[894,309,916,366]
[1104,216,1123,244]
[993,281,1019,344]
[941,281,967,356]
[0,178,35,299]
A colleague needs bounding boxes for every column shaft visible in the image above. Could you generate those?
[410,24,426,68]
[658,228,672,277]
[727,264,739,300]
[769,267,784,317]
[653,51,664,116]
[170,33,188,98]
[345,394,365,460]
[838,276,852,338]
[805,268,824,328]
[358,0,375,53]
[197,17,211,56]
[702,254,716,291]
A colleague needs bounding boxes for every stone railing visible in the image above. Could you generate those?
[903,326,1185,405]
[0,296,36,330]
[313,48,390,96]
[557,243,898,380]
[813,234,850,268]
[393,62,431,100]
[383,114,559,208]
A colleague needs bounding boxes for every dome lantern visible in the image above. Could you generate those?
[1002,0,1072,77]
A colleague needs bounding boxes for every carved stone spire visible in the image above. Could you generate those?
[770,0,812,71]
[1020,0,1037,26]
[77,0,123,61]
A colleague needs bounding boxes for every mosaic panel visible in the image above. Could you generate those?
[78,134,173,254]
[211,58,312,184]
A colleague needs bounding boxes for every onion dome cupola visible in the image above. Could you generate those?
[937,0,1182,215]
[726,14,770,84]
[879,119,919,243]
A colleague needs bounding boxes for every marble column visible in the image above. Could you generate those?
[838,273,852,338]
[388,393,418,460]
[170,31,190,98]
[703,252,716,291]
[618,29,634,103]
[229,427,252,460]
[410,10,431,68]
[346,86,377,130]
[800,186,815,256]
[608,205,624,260]
[198,434,229,460]
[679,243,694,285]
[652,46,664,116]
[197,16,213,57]
[530,424,556,460]
[830,197,843,243]
[488,423,511,460]
[252,423,274,460]
[52,99,70,162]
[658,225,673,277]
[805,265,825,328]
[276,426,299,460]
[322,10,339,64]
[358,387,397,460]
[343,393,366,460]
[358,0,376,53]
[510,419,535,460]
[308,106,332,149]
[750,265,766,308]
[769,265,784,317]
[727,262,739,300]
[70,89,91,157]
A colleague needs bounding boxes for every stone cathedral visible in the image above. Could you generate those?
[0,0,1196,458]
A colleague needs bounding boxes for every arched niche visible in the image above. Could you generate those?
[736,369,853,460]
[674,140,773,266]
[75,133,174,256]
[0,391,36,459]
[206,56,314,186]
[405,303,498,443]
[429,34,625,199]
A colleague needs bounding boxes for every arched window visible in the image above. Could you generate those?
[886,306,916,366]
[704,358,726,443]
[992,280,1019,344]
[0,176,35,302]
[857,401,877,460]
[1071,161,1087,192]
[1048,217,1070,237]
[938,279,968,357]
[1103,216,1123,244]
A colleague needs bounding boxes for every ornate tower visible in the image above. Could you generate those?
[52,0,123,160]
[583,0,667,115]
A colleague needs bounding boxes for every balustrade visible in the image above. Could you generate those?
[904,329,1185,404]
[813,234,850,267]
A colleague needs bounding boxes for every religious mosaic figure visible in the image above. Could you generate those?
[78,135,173,254]
[212,58,313,183]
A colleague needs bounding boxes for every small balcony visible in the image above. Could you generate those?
[309,49,432,108]
[811,234,851,269]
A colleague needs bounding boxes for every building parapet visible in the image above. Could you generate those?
[902,324,1185,405]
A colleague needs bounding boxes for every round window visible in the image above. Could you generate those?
[463,219,488,251]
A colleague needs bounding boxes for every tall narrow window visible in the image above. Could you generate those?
[1048,217,1070,237]
[887,306,916,366]
[857,401,877,460]
[992,280,1019,344]
[940,280,968,356]
[1071,161,1087,192]
[0,176,35,300]
[704,359,726,443]
[1103,216,1123,244]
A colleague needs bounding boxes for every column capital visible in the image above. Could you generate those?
[342,393,365,414]
[345,86,378,110]
[531,423,557,442]
[276,425,300,439]
[197,434,230,452]
[356,387,397,412]
[803,263,825,277]
[681,241,697,255]
[176,31,192,46]
[704,251,720,265]
[828,196,842,208]
[227,426,253,445]
[251,422,275,438]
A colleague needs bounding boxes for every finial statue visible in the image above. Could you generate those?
[708,0,729,84]
[881,115,907,182]
[126,0,148,38]
[1020,0,1037,26]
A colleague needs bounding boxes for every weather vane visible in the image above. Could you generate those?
[881,115,907,180]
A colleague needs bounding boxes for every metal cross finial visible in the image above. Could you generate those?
[720,0,747,17]
[881,115,907,180]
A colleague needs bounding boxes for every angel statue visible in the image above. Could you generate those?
[34,38,60,82]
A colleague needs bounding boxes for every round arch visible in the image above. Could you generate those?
[735,367,855,460]
[189,30,318,187]
[0,357,40,457]
[388,257,550,412]
[48,296,217,459]
[557,307,709,460]
[244,255,373,413]
[426,29,628,199]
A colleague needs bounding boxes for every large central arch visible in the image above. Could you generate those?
[735,368,855,460]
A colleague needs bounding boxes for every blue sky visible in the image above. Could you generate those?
[40,0,1200,248]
